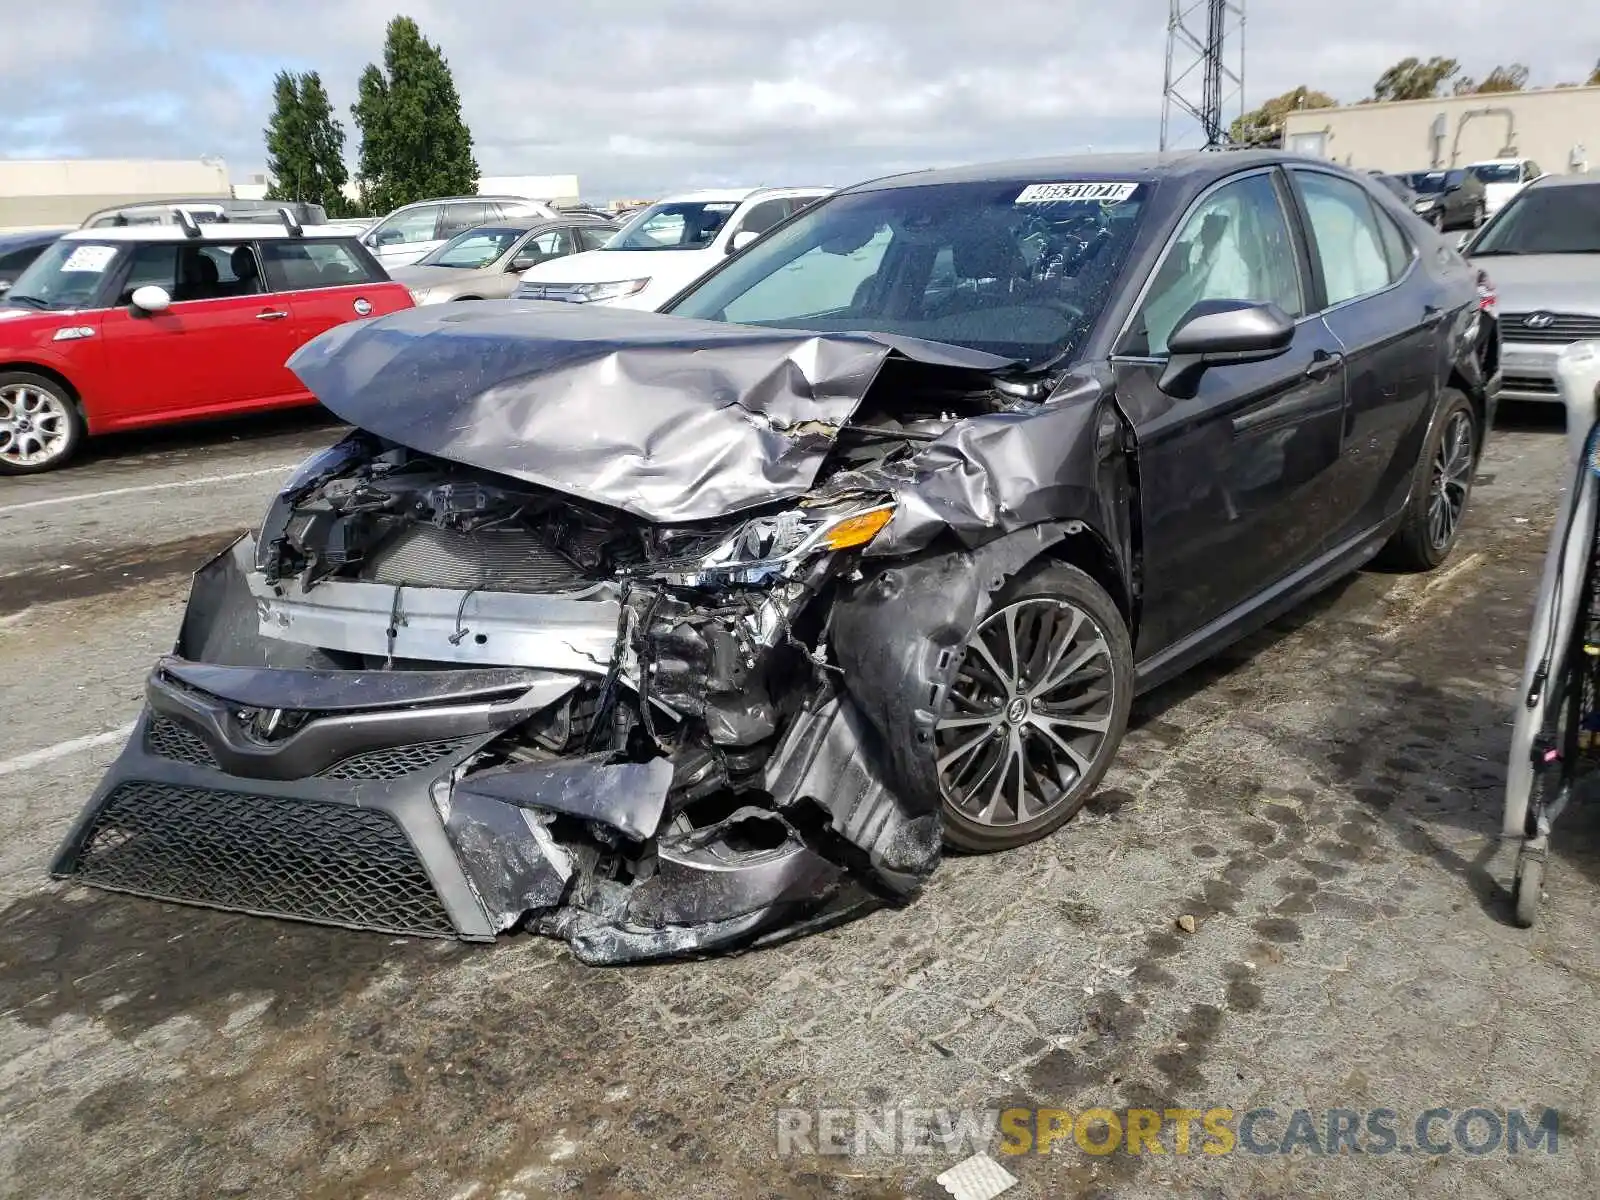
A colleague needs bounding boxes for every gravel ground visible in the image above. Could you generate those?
[0,405,1594,1199]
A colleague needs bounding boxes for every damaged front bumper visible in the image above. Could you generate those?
[50,535,946,963]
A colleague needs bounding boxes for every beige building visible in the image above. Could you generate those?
[1281,84,1600,175]
[0,158,233,230]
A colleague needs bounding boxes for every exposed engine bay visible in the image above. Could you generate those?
[51,304,1126,962]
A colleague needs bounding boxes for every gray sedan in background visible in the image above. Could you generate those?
[1466,173,1600,403]
[389,215,618,305]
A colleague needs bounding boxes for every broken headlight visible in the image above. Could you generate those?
[643,502,895,585]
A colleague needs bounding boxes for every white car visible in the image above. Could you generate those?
[511,187,831,310]
[361,195,557,269]
[1466,158,1544,219]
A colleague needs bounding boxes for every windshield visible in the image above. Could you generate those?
[421,227,525,268]
[1471,185,1600,255]
[606,201,741,250]
[2,240,121,310]
[667,179,1150,365]
[1470,163,1523,184]
[1410,172,1455,195]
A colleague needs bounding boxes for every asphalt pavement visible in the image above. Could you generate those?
[1,404,1596,1199]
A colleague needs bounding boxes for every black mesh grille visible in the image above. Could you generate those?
[318,737,472,780]
[1502,374,1559,395]
[145,716,218,769]
[365,524,588,592]
[1502,313,1600,345]
[69,782,456,936]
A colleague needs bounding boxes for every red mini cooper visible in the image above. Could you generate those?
[0,212,413,473]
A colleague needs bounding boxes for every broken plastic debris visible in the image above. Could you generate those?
[936,1152,1018,1200]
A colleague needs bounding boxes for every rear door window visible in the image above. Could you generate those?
[438,202,489,239]
[1292,170,1399,306]
[260,240,381,291]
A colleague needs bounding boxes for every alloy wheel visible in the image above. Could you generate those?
[1428,410,1473,551]
[935,597,1117,828]
[0,383,73,469]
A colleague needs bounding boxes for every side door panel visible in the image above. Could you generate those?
[1288,169,1441,546]
[1116,321,1347,656]
[260,240,412,363]
[1114,168,1348,658]
[93,242,302,429]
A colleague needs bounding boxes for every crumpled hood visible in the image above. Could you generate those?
[287,300,1011,523]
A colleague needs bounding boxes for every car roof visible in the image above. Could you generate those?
[847,149,1335,194]
[0,227,71,249]
[60,225,358,243]
[654,187,830,205]
[1525,172,1600,189]
[391,195,546,208]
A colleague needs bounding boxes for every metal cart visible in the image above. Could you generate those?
[1504,340,1600,926]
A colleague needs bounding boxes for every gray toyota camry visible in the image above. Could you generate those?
[53,150,1500,962]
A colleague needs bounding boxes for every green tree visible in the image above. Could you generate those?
[1588,58,1600,86]
[1230,86,1338,147]
[351,16,478,214]
[1371,56,1460,102]
[262,70,352,216]
[1454,63,1530,95]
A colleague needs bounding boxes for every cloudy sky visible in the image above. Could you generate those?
[1,0,1592,199]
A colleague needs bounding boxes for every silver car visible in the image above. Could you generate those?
[1465,173,1600,402]
[388,216,618,305]
[361,196,559,269]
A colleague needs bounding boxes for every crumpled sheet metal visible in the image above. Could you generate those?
[288,301,1011,524]
[863,367,1118,557]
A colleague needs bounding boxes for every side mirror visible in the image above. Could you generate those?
[1158,300,1294,397]
[729,230,759,253]
[510,254,542,272]
[130,285,172,314]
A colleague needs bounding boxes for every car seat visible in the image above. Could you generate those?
[229,246,263,295]
[174,253,220,302]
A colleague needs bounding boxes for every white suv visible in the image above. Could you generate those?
[362,195,558,269]
[512,187,831,310]
[1466,159,1544,219]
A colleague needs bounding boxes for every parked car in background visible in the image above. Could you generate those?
[1465,172,1600,403]
[82,198,329,228]
[1403,168,1487,231]
[60,152,1497,958]
[0,217,412,473]
[389,214,618,304]
[512,187,831,310]
[361,196,558,269]
[0,228,71,297]
[1467,158,1543,218]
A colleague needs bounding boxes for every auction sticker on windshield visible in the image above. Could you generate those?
[1016,182,1139,205]
[60,245,116,273]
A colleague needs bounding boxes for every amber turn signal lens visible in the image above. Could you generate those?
[820,507,894,550]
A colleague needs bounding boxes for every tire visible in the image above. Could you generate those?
[1375,390,1477,572]
[1429,208,1445,231]
[1513,852,1543,928]
[0,370,85,475]
[1473,201,1486,228]
[937,561,1134,852]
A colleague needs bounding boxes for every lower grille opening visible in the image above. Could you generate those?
[1502,374,1559,395]
[67,782,457,937]
[146,715,219,769]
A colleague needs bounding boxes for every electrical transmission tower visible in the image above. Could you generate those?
[1160,0,1246,150]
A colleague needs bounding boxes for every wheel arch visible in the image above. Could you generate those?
[0,361,86,421]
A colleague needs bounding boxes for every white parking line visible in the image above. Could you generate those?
[0,722,136,777]
[0,466,295,516]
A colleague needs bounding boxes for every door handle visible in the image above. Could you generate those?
[256,310,290,321]
[1303,351,1344,381]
